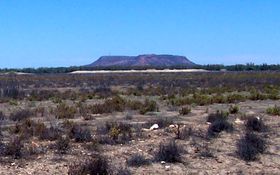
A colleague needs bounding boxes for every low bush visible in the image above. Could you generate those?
[55,136,70,154]
[96,122,132,144]
[245,117,267,132]
[55,103,77,119]
[116,167,131,175]
[178,127,193,140]
[147,117,173,128]
[39,125,60,141]
[207,119,233,138]
[5,136,24,159]
[207,110,229,123]
[90,96,126,114]
[10,109,32,121]
[237,132,266,161]
[68,155,109,175]
[199,144,214,158]
[266,105,280,116]
[127,153,150,167]
[0,111,6,121]
[179,106,191,115]
[229,105,239,114]
[70,125,92,142]
[139,99,158,115]
[154,140,182,163]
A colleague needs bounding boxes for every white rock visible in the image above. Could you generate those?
[161,161,166,164]
[234,118,244,124]
[150,124,159,130]
[165,165,171,171]
[169,124,175,128]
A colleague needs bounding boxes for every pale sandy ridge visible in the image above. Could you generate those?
[70,69,208,74]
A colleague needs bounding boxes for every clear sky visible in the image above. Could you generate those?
[0,0,280,68]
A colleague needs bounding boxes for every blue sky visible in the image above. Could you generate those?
[0,0,280,68]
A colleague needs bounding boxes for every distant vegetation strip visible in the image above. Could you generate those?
[1,63,280,74]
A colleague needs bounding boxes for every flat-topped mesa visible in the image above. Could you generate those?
[88,54,196,68]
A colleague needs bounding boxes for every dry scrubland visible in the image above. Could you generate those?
[0,72,280,175]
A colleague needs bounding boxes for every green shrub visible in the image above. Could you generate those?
[266,105,280,115]
[229,105,239,114]
[139,99,158,114]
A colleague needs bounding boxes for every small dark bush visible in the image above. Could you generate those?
[0,83,22,99]
[154,140,182,163]
[70,125,92,142]
[68,155,109,175]
[199,144,214,158]
[207,119,233,138]
[229,105,239,114]
[127,153,150,167]
[179,106,191,115]
[237,132,266,161]
[116,167,131,175]
[207,110,229,123]
[178,127,193,140]
[5,136,24,159]
[245,117,267,132]
[0,111,6,121]
[10,109,32,121]
[39,125,60,141]
[55,136,70,154]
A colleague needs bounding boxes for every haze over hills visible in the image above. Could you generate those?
[87,54,196,68]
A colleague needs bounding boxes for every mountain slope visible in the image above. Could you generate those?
[88,54,196,67]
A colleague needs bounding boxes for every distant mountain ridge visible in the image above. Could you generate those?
[88,54,196,68]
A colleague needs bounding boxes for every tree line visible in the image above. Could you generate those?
[0,63,280,74]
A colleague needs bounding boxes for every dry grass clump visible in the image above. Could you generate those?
[68,154,109,175]
[10,109,33,121]
[154,140,183,163]
[266,105,280,116]
[179,106,191,115]
[55,103,77,119]
[127,153,150,167]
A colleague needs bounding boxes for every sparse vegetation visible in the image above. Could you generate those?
[55,136,70,154]
[0,71,279,174]
[229,105,239,114]
[68,155,109,175]
[237,132,266,161]
[127,153,150,167]
[179,106,191,115]
[266,105,280,116]
[154,140,182,163]
[245,116,267,132]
